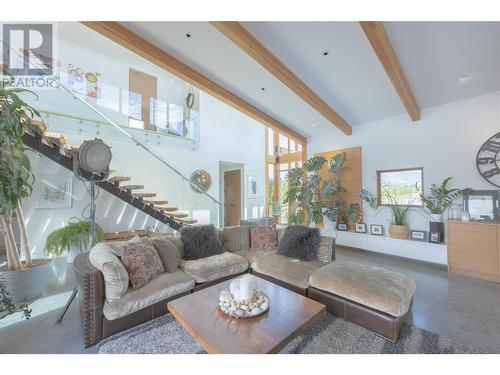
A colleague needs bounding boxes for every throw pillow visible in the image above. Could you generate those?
[180,224,224,260]
[121,241,165,289]
[278,225,320,261]
[108,235,141,257]
[89,243,129,302]
[222,225,250,252]
[250,224,278,251]
[144,237,181,273]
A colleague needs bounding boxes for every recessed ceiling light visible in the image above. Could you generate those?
[185,32,192,38]
[260,87,266,91]
[456,75,470,82]
[322,51,329,56]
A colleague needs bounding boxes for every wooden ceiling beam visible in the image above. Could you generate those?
[360,21,420,121]
[210,21,352,136]
[80,21,306,144]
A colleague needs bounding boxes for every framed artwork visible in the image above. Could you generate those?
[370,224,384,236]
[337,223,348,231]
[35,175,73,209]
[247,175,260,199]
[410,230,427,242]
[463,190,499,221]
[429,232,441,244]
[355,223,367,233]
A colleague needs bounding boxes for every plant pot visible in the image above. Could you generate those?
[67,247,81,263]
[389,224,409,239]
[430,213,443,222]
[0,259,53,303]
[322,216,336,235]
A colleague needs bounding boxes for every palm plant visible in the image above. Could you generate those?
[420,177,471,215]
[0,87,43,271]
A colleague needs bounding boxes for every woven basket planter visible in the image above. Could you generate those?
[389,224,409,240]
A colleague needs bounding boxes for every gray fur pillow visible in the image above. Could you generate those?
[180,224,224,260]
[277,225,320,261]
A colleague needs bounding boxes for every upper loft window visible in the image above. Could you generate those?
[377,167,423,207]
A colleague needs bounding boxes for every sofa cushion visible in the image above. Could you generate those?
[107,235,141,257]
[180,224,223,260]
[250,225,278,251]
[278,225,320,261]
[222,225,250,252]
[180,252,249,283]
[89,243,129,303]
[252,253,324,289]
[122,242,165,289]
[103,270,195,320]
[236,249,273,267]
[144,237,181,273]
[309,260,416,317]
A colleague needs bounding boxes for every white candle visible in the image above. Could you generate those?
[229,279,240,301]
[239,275,254,302]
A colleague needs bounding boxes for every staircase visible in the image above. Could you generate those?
[23,120,198,231]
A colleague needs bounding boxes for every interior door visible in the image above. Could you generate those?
[224,169,241,227]
[129,68,157,131]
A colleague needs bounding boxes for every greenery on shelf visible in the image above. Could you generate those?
[44,218,104,257]
[360,182,421,226]
[420,177,471,215]
[284,152,360,225]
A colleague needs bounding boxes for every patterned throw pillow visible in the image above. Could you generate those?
[250,225,278,251]
[121,241,165,289]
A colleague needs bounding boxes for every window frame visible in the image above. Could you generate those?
[376,167,424,207]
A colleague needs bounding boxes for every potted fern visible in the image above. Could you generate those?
[420,177,471,222]
[44,218,104,263]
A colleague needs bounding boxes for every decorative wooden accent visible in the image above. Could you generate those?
[81,22,306,144]
[359,22,420,121]
[448,220,500,282]
[167,275,326,353]
[315,146,363,227]
[211,22,352,136]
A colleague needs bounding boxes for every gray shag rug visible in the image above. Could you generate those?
[98,313,479,354]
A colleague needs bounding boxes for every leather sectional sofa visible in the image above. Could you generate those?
[74,225,415,347]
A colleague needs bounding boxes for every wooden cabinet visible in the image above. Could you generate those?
[448,220,500,282]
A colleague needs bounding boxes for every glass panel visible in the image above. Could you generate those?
[297,144,302,152]
[267,128,274,156]
[168,103,184,136]
[290,139,296,152]
[279,170,289,223]
[268,164,275,215]
[378,169,423,206]
[279,133,289,154]
[150,97,168,131]
[128,91,143,128]
[279,163,289,171]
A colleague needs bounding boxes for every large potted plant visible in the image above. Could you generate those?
[420,177,471,222]
[360,184,419,239]
[0,87,52,303]
[44,218,104,263]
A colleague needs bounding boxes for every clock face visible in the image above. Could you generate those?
[477,132,500,188]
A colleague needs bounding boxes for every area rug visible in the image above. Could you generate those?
[98,313,479,354]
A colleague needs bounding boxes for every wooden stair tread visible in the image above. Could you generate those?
[109,167,118,174]
[105,230,148,241]
[166,211,189,218]
[155,206,178,212]
[43,131,67,146]
[132,192,157,198]
[177,218,197,224]
[144,200,168,205]
[109,176,131,183]
[121,184,144,191]
[31,119,47,133]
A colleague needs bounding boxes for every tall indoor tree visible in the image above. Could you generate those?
[0,87,42,271]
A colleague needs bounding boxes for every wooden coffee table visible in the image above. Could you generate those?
[167,275,326,354]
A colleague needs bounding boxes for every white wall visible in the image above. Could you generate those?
[308,91,500,234]
[24,91,265,257]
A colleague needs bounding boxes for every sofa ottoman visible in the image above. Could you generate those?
[307,260,416,342]
[180,251,249,286]
[252,254,324,295]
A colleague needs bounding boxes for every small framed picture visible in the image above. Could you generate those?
[337,223,348,231]
[429,232,441,243]
[355,223,367,233]
[410,230,427,242]
[370,224,384,236]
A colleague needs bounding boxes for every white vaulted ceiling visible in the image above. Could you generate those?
[122,21,500,138]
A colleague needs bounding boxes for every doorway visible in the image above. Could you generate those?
[129,68,157,131]
[224,169,242,227]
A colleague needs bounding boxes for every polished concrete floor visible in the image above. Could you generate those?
[1,247,500,353]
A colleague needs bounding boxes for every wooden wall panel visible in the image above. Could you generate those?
[315,146,362,226]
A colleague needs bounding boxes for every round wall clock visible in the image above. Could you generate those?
[476,132,500,188]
